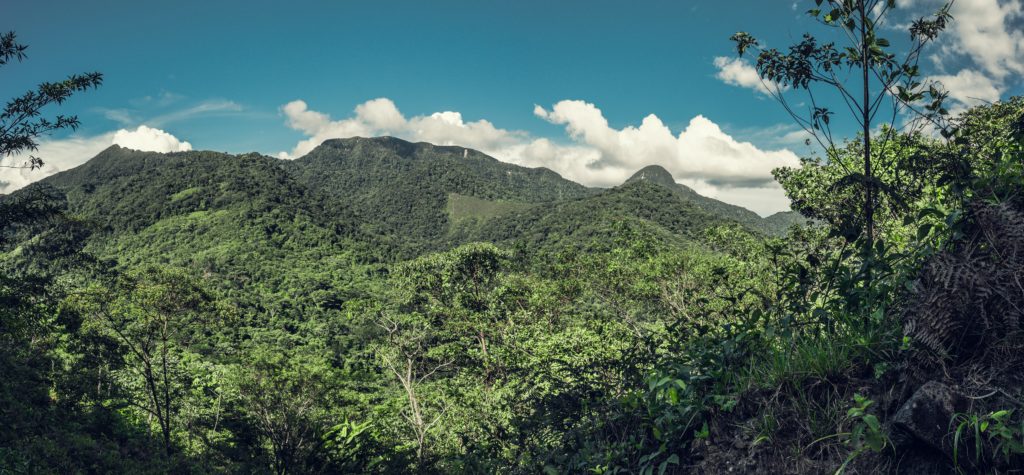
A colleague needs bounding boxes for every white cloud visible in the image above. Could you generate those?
[280,98,801,216]
[943,0,1024,81]
[534,100,801,215]
[900,0,1024,109]
[113,125,193,153]
[278,98,522,159]
[713,56,780,95]
[725,1,1021,114]
[928,68,1002,107]
[1,125,191,193]
[534,101,801,186]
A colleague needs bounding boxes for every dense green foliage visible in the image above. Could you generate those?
[2,93,1023,474]
[625,165,806,235]
[282,137,593,256]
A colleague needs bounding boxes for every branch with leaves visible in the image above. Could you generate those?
[1,31,102,167]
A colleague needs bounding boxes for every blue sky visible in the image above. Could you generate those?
[3,0,1022,214]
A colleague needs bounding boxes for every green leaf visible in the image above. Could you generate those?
[864,415,880,432]
[866,431,885,451]
[917,223,933,240]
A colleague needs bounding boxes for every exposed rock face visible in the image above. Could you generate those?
[890,381,966,462]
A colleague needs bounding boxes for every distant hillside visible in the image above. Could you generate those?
[43,145,330,233]
[762,210,809,235]
[25,138,806,264]
[283,136,593,252]
[448,179,735,252]
[624,165,806,235]
[35,146,370,301]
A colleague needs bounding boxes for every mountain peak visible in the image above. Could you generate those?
[311,136,482,162]
[315,136,416,155]
[625,165,677,188]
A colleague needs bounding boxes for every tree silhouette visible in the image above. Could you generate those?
[1,31,102,168]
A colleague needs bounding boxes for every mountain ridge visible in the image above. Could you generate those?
[27,136,805,259]
[622,163,804,235]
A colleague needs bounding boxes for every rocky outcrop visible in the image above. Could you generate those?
[890,381,966,470]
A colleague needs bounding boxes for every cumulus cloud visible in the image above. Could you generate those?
[113,125,192,153]
[720,1,1021,114]
[280,98,801,216]
[713,57,779,95]
[942,0,1024,81]
[278,98,523,159]
[534,100,800,188]
[0,125,191,194]
[928,69,1002,108]
[889,0,1024,110]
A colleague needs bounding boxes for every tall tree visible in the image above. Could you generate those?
[237,360,326,475]
[75,267,215,455]
[372,243,508,467]
[730,0,951,255]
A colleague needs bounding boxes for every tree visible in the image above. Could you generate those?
[1,31,102,168]
[75,267,215,455]
[237,360,326,475]
[371,243,508,467]
[730,0,951,256]
[373,310,451,467]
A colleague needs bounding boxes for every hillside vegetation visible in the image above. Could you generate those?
[1,98,1022,474]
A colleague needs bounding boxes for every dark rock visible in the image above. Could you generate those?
[893,447,956,475]
[890,381,966,460]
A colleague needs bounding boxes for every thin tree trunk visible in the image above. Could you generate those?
[861,1,874,259]
[161,319,173,455]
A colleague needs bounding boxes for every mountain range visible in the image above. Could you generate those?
[26,136,806,265]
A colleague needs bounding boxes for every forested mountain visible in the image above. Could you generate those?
[449,179,731,250]
[36,136,793,262]
[623,165,807,235]
[4,132,784,473]
[43,145,346,235]
[4,99,1024,474]
[282,137,594,253]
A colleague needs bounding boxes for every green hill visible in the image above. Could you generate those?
[283,136,593,253]
[450,179,734,251]
[623,165,806,235]
[31,139,801,265]
[36,145,371,309]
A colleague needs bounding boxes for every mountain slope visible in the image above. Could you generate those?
[43,145,340,234]
[35,145,370,305]
[624,165,805,235]
[282,136,593,252]
[30,139,804,264]
[449,179,736,252]
[762,210,808,235]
